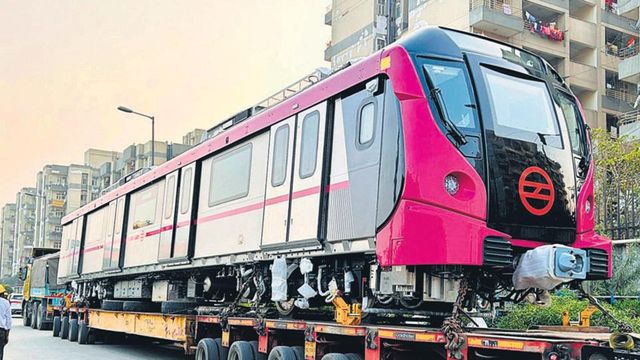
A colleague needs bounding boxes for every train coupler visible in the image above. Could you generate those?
[332,296,362,326]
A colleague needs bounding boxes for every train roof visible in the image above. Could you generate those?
[62,26,558,225]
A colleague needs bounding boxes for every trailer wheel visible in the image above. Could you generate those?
[215,338,228,360]
[228,341,255,360]
[60,316,70,339]
[22,304,31,327]
[52,316,61,337]
[291,346,304,360]
[196,338,228,360]
[344,354,363,360]
[78,320,90,345]
[249,340,266,360]
[268,346,298,360]
[36,303,47,330]
[320,354,349,360]
[122,300,158,312]
[30,303,39,329]
[68,318,79,342]
[101,300,124,311]
[160,300,196,314]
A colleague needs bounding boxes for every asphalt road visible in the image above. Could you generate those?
[5,316,191,360]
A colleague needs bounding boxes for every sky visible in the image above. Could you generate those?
[0,0,331,206]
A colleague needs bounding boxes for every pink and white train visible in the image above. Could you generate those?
[58,27,611,316]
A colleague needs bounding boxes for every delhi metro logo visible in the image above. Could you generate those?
[518,166,555,216]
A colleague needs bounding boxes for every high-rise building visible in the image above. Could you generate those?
[84,148,120,169]
[0,204,16,278]
[182,128,206,146]
[13,188,37,272]
[324,0,640,131]
[34,165,68,249]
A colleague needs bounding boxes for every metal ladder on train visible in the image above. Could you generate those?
[202,68,331,141]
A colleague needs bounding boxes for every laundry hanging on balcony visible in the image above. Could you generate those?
[525,11,564,41]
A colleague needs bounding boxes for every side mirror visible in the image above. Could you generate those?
[18,267,27,281]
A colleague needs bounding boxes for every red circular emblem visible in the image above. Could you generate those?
[518,166,555,216]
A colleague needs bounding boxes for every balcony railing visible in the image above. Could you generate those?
[606,42,640,59]
[606,88,639,104]
[523,19,565,41]
[470,0,523,17]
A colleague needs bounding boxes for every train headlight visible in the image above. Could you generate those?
[444,174,459,196]
[203,277,212,292]
[585,199,591,214]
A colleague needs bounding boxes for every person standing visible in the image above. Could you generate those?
[0,285,11,360]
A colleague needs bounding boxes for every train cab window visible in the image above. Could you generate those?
[209,143,252,206]
[164,176,176,220]
[271,125,290,187]
[299,111,320,179]
[180,168,192,214]
[358,102,376,146]
[131,184,159,229]
[556,93,586,156]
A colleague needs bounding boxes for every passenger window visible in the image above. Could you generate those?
[180,168,193,214]
[271,125,290,187]
[131,184,159,229]
[299,111,320,179]
[164,176,175,220]
[358,102,376,146]
[209,143,252,206]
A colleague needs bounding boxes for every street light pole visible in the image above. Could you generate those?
[117,106,156,167]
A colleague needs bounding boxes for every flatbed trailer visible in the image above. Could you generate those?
[52,306,639,360]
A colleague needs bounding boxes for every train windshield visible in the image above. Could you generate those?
[481,67,562,148]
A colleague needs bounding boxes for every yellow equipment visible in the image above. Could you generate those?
[562,304,597,327]
[332,296,362,326]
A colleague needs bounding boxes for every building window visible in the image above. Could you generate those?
[208,143,252,206]
[54,192,65,200]
[131,184,159,229]
[358,102,376,146]
[299,111,320,179]
[180,168,193,215]
[82,173,88,185]
[271,124,290,187]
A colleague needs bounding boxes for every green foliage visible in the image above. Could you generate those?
[495,293,640,332]
[590,244,640,296]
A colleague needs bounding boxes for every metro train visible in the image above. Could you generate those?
[58,27,612,319]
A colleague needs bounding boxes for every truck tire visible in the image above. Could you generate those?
[345,354,363,360]
[30,303,38,329]
[68,318,79,342]
[250,340,267,360]
[320,354,349,360]
[22,304,31,327]
[291,346,304,360]
[196,338,227,360]
[268,346,298,360]
[78,320,90,345]
[161,300,196,314]
[60,316,70,339]
[36,303,47,330]
[228,341,255,360]
[52,316,61,337]
[101,300,124,311]
[122,300,158,312]
[215,338,228,360]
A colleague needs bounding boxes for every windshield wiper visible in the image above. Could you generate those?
[429,87,468,146]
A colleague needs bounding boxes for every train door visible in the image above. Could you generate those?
[262,116,296,247]
[106,196,126,270]
[70,217,84,276]
[102,201,118,270]
[173,163,195,259]
[158,171,178,261]
[262,102,327,249]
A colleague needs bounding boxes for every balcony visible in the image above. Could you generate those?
[324,5,332,25]
[469,0,524,37]
[569,17,596,47]
[568,61,597,90]
[602,88,637,112]
[601,8,638,33]
[616,0,640,17]
[618,44,640,82]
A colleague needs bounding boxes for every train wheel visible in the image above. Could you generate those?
[344,354,363,360]
[228,341,255,360]
[123,300,157,312]
[267,346,297,360]
[78,320,90,345]
[275,299,296,317]
[101,300,124,311]
[22,304,31,327]
[161,300,196,314]
[68,318,79,341]
[52,316,61,337]
[249,340,266,360]
[291,346,304,360]
[60,316,70,339]
[30,304,38,329]
[320,354,349,360]
[196,338,227,360]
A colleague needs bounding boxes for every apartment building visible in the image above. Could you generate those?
[13,188,37,272]
[34,165,68,249]
[182,128,206,146]
[324,0,640,131]
[0,204,16,278]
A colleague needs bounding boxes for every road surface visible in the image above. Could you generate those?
[5,316,190,360]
